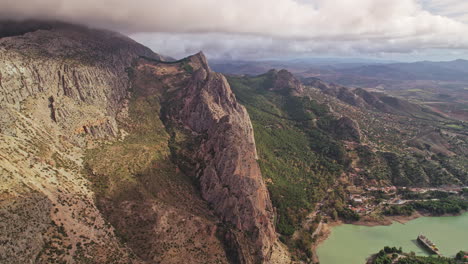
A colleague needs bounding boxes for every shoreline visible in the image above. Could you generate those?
[311,221,339,263]
[311,210,467,263]
[350,211,423,226]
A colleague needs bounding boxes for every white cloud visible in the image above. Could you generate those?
[1,0,468,59]
[421,0,468,22]
[130,32,468,61]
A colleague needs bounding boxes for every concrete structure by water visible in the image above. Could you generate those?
[417,234,441,256]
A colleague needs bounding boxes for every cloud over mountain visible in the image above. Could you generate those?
[2,0,468,59]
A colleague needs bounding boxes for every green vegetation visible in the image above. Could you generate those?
[293,227,315,261]
[83,93,177,198]
[398,189,458,200]
[227,74,344,238]
[384,204,415,216]
[445,124,463,129]
[462,188,468,198]
[337,207,361,221]
[455,251,467,261]
[181,61,194,73]
[395,256,459,264]
[412,199,468,215]
[227,71,468,257]
[373,247,403,264]
[372,247,463,264]
[384,199,468,216]
[82,70,197,206]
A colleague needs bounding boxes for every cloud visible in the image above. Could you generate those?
[1,0,468,59]
[421,0,468,22]
[130,32,468,61]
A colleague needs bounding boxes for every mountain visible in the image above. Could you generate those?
[338,59,468,82]
[213,59,468,122]
[305,60,468,122]
[226,70,467,259]
[212,58,468,82]
[0,21,289,264]
[0,20,467,264]
[210,58,395,77]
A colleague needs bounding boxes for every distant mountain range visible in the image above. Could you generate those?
[212,58,468,121]
[332,59,468,82]
[212,58,468,81]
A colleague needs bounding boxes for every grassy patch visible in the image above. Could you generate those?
[82,90,189,201]
[445,124,463,129]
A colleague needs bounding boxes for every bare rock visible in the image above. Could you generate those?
[149,53,279,263]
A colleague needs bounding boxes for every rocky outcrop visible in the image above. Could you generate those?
[0,21,174,264]
[267,69,304,94]
[153,53,278,263]
[0,20,161,138]
[1,21,286,264]
[353,88,392,112]
[304,77,367,107]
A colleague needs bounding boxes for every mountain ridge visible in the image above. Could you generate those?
[0,21,289,264]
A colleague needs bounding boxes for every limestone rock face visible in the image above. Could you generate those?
[1,21,286,264]
[0,22,168,263]
[159,53,278,263]
[0,21,163,142]
[0,21,159,109]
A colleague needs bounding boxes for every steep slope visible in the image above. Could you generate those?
[82,56,231,264]
[131,53,281,263]
[227,72,346,261]
[0,21,288,264]
[0,21,163,263]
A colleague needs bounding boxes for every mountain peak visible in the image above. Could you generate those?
[186,51,211,71]
[266,69,304,94]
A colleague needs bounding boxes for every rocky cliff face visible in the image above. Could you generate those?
[0,21,164,142]
[0,21,286,264]
[180,55,277,263]
[0,21,165,263]
[134,53,280,263]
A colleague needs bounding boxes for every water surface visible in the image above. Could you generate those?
[316,212,468,264]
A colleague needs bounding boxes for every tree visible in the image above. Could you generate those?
[456,251,466,260]
[332,209,338,220]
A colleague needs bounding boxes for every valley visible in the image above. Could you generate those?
[226,68,468,263]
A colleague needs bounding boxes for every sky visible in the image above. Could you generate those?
[1,0,468,61]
